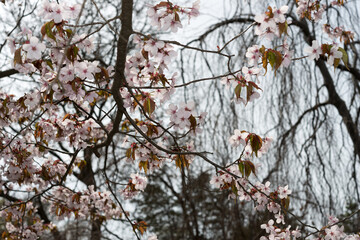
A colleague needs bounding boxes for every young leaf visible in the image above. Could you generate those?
[66,45,79,62]
[234,84,242,99]
[143,97,156,115]
[139,161,148,174]
[14,48,23,65]
[238,161,245,177]
[175,155,189,170]
[249,134,263,157]
[243,160,256,177]
[189,115,197,131]
[338,47,349,70]
[246,85,253,102]
[41,21,56,41]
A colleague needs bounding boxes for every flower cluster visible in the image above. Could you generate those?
[121,173,148,199]
[221,69,262,105]
[260,220,302,240]
[323,24,354,44]
[147,0,200,32]
[254,6,289,41]
[49,186,123,220]
[304,40,344,66]
[228,130,273,158]
[296,0,325,22]
[37,0,81,23]
[167,101,206,132]
[1,202,55,240]
[124,140,166,174]
[209,165,291,221]
[2,0,357,239]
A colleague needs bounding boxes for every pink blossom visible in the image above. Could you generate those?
[144,39,165,56]
[229,129,249,147]
[327,46,343,66]
[261,219,275,234]
[273,6,289,23]
[131,173,148,191]
[210,175,222,188]
[278,185,292,199]
[304,40,322,61]
[22,37,46,60]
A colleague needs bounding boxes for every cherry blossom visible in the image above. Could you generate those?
[64,4,81,19]
[327,46,343,66]
[7,37,16,54]
[210,175,222,188]
[24,91,41,110]
[131,173,148,191]
[22,36,46,60]
[246,45,261,65]
[261,219,275,233]
[278,185,292,199]
[325,225,345,240]
[273,6,289,23]
[148,234,158,240]
[1,1,357,239]
[229,129,249,147]
[304,40,322,61]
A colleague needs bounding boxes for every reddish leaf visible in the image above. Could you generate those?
[156,1,171,8]
[14,48,23,65]
[249,134,263,157]
[141,48,149,61]
[246,85,253,102]
[174,12,180,22]
[189,115,197,131]
[281,196,290,212]
[321,44,331,55]
[248,81,262,90]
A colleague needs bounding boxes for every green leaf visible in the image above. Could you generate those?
[234,84,242,99]
[45,60,54,70]
[66,45,79,62]
[238,161,245,177]
[143,97,156,115]
[41,21,56,41]
[65,29,73,38]
[246,85,253,102]
[338,47,349,70]
[281,196,290,212]
[268,51,276,69]
[333,58,341,69]
[243,160,256,177]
